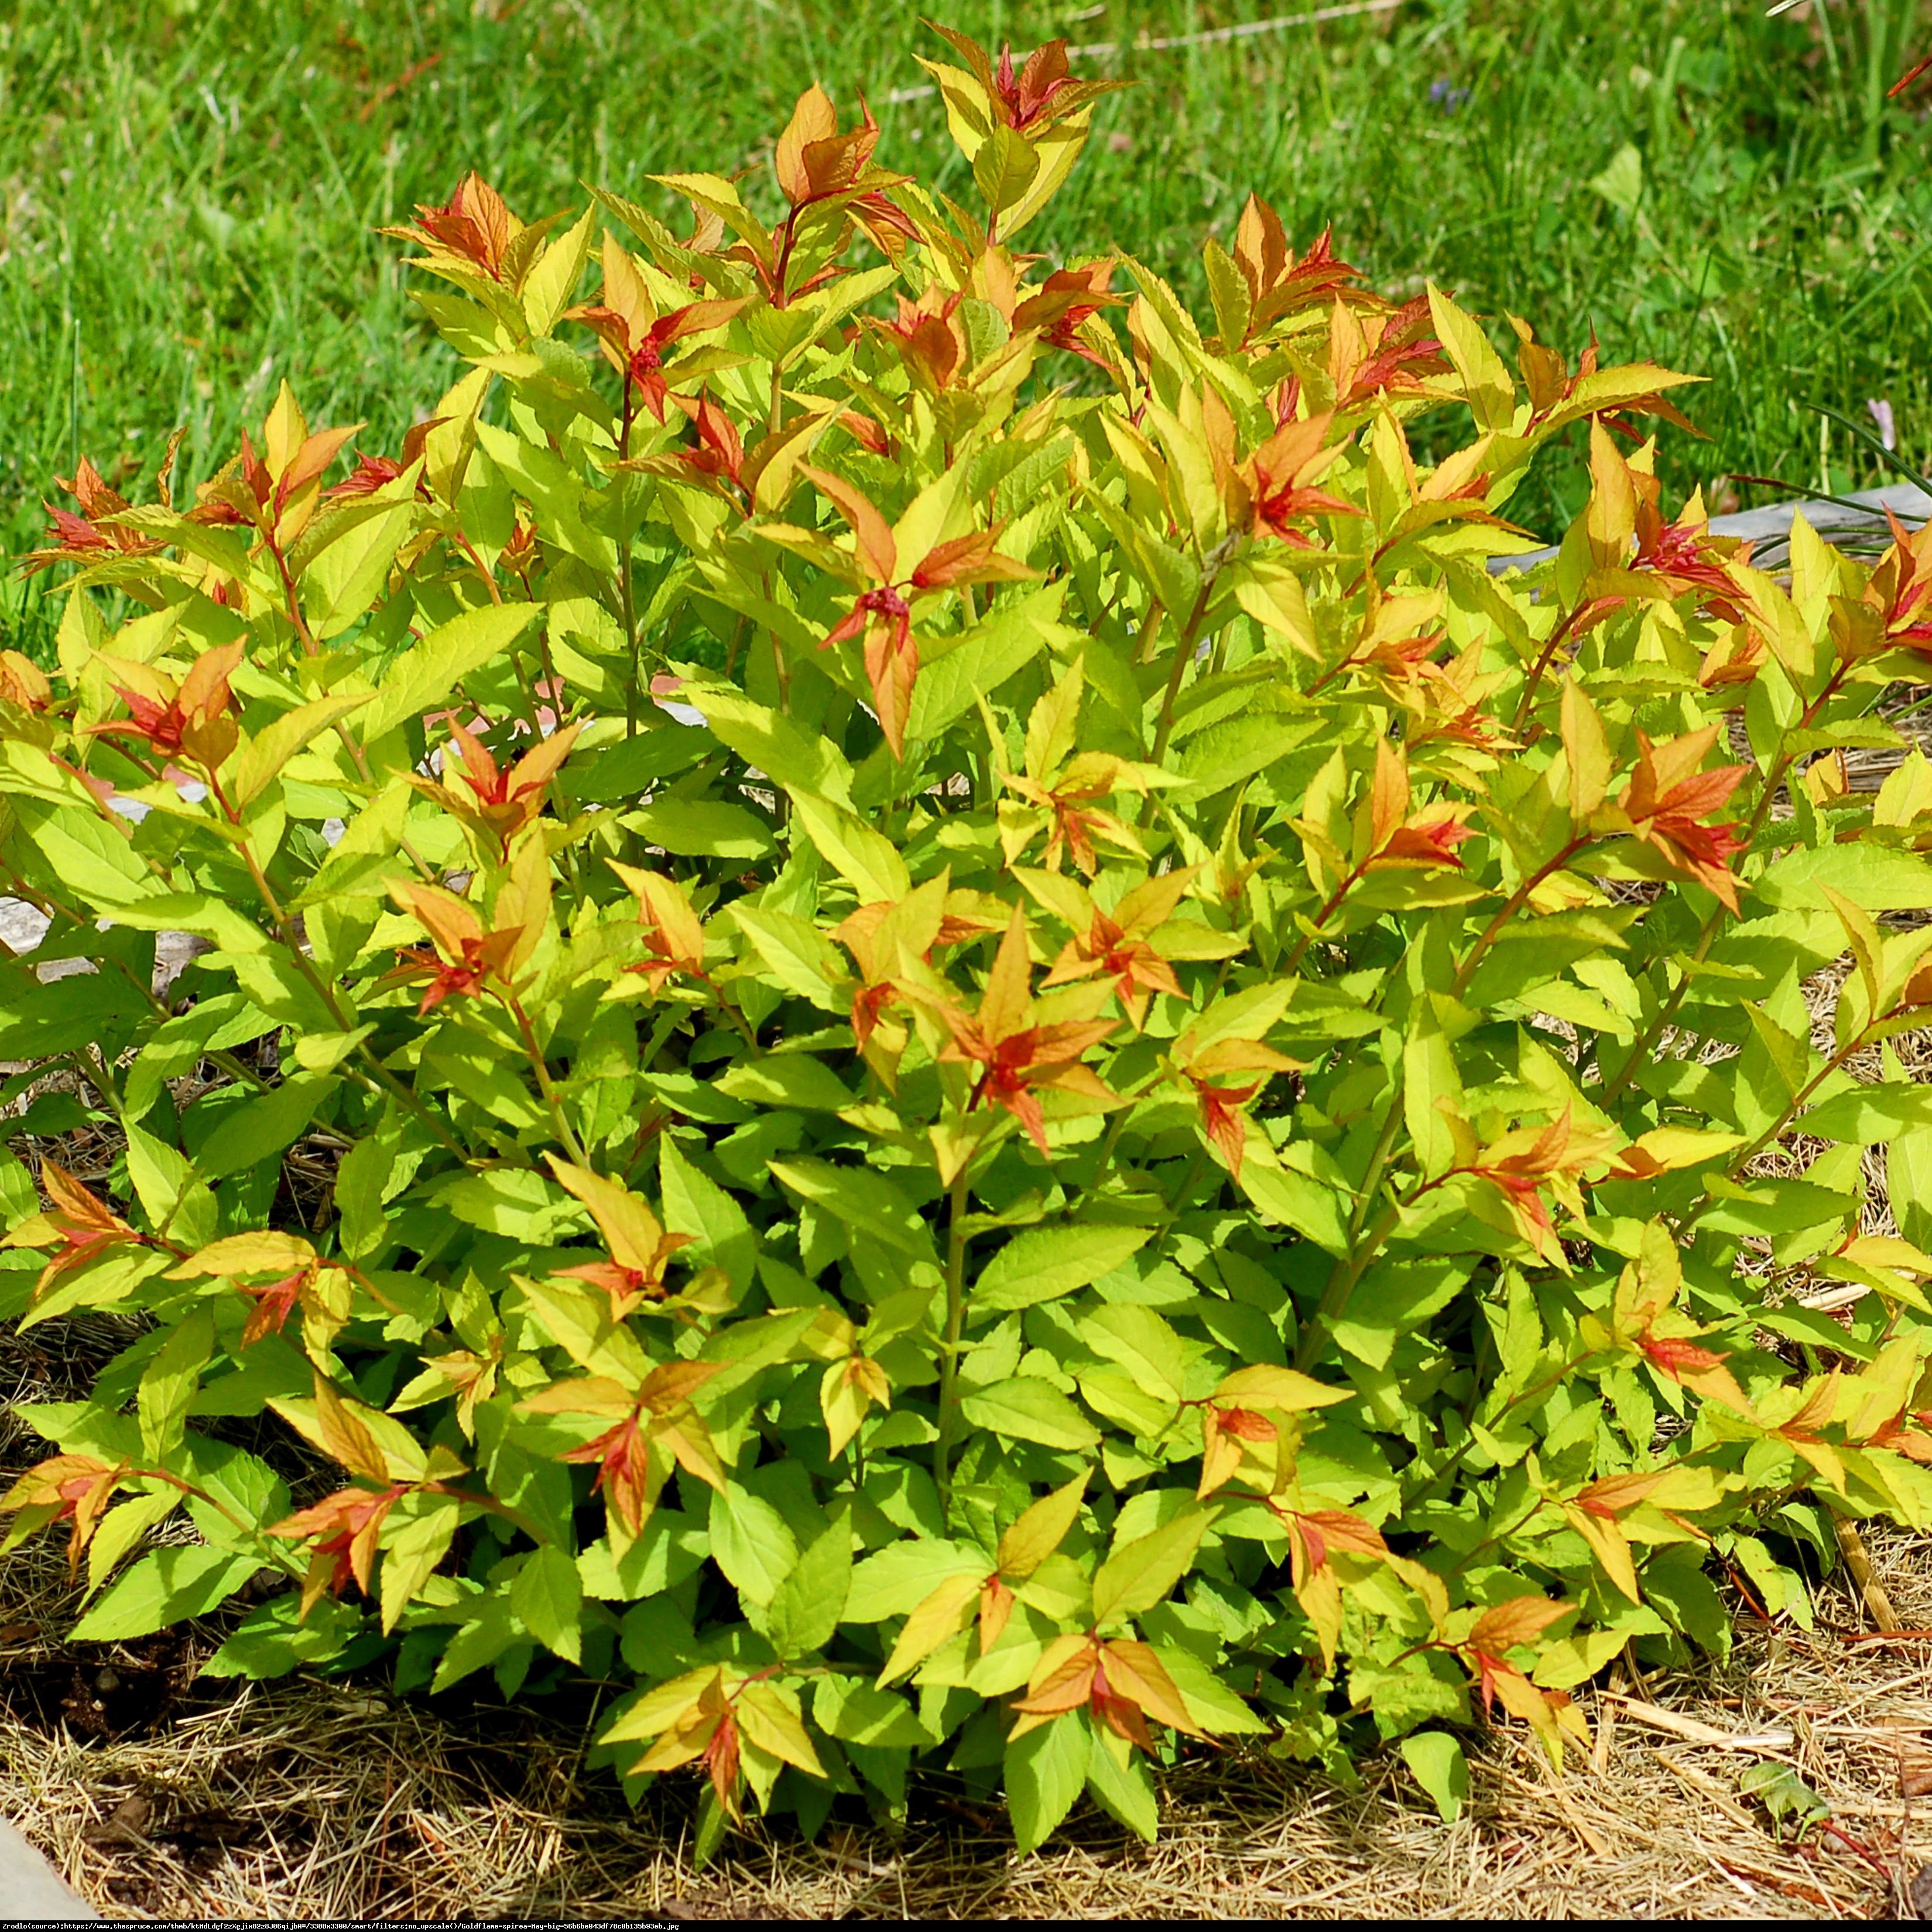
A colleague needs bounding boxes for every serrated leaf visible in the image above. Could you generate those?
[972,1224,1154,1316]
[762,1508,851,1657]
[1090,1506,1210,1627]
[960,1378,1102,1452]
[509,1543,584,1663]
[708,1484,797,1606]
[769,1157,938,1270]
[1078,1304,1186,1403]
[70,1546,260,1642]
[1006,1712,1088,1854]
[1399,1731,1468,1823]
[787,791,910,902]
[355,602,540,745]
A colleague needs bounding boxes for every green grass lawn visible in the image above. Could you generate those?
[2,0,1928,653]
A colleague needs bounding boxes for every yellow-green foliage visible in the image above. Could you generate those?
[7,26,1932,1856]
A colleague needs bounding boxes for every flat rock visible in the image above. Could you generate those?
[0,898,206,997]
[0,1816,97,1921]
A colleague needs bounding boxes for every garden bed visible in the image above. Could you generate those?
[6,37,1932,1909]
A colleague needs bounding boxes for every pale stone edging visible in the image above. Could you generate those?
[0,1816,98,1923]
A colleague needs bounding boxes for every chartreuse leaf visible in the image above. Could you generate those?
[624,799,775,859]
[137,1304,214,1460]
[998,1471,1089,1580]
[847,1540,989,1622]
[761,1506,852,1657]
[1427,286,1515,432]
[660,1134,758,1291]
[687,683,855,806]
[769,1159,938,1269]
[727,904,845,1010]
[961,1379,1102,1452]
[70,1546,262,1643]
[1799,1083,1932,1145]
[1399,1732,1469,1824]
[786,792,909,902]
[905,585,1063,745]
[202,1596,364,1681]
[1006,1714,1089,1854]
[1890,1126,1932,1251]
[708,1485,797,1606]
[304,498,416,643]
[1078,1306,1187,1405]
[17,798,158,910]
[1091,1506,1211,1628]
[194,1074,337,1183]
[355,602,540,746]
[813,1676,929,1749]
[1083,1727,1158,1842]
[381,1493,466,1635]
[1403,1010,1462,1182]
[233,693,371,807]
[510,1544,584,1663]
[877,1570,984,1686]
[972,1224,1154,1315]
[716,1056,854,1112]
[84,1490,182,1599]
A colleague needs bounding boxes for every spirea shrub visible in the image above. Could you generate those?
[7,26,1932,1855]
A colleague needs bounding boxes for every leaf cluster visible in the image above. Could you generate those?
[8,26,1932,1852]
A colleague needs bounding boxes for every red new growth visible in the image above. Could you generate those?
[24,457,162,575]
[1244,412,1359,548]
[270,1483,409,1614]
[396,934,512,1015]
[1633,511,1739,604]
[1013,262,1122,365]
[1866,512,1932,655]
[670,392,747,491]
[0,1454,131,1574]
[1379,814,1477,868]
[700,1707,742,1815]
[1618,727,1749,912]
[562,1408,656,1532]
[1225,200,1368,345]
[556,1234,693,1320]
[804,464,1031,756]
[191,420,361,535]
[568,244,746,425]
[1638,1333,1729,1379]
[1330,296,1448,410]
[84,640,242,769]
[995,40,1078,127]
[240,1269,308,1345]
[1042,910,1183,1030]
[386,883,522,1015]
[1009,1634,1204,1752]
[929,28,1127,150]
[933,910,1116,1155]
[328,418,441,499]
[877,287,969,391]
[6,1160,148,1300]
[758,85,915,303]
[399,172,517,282]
